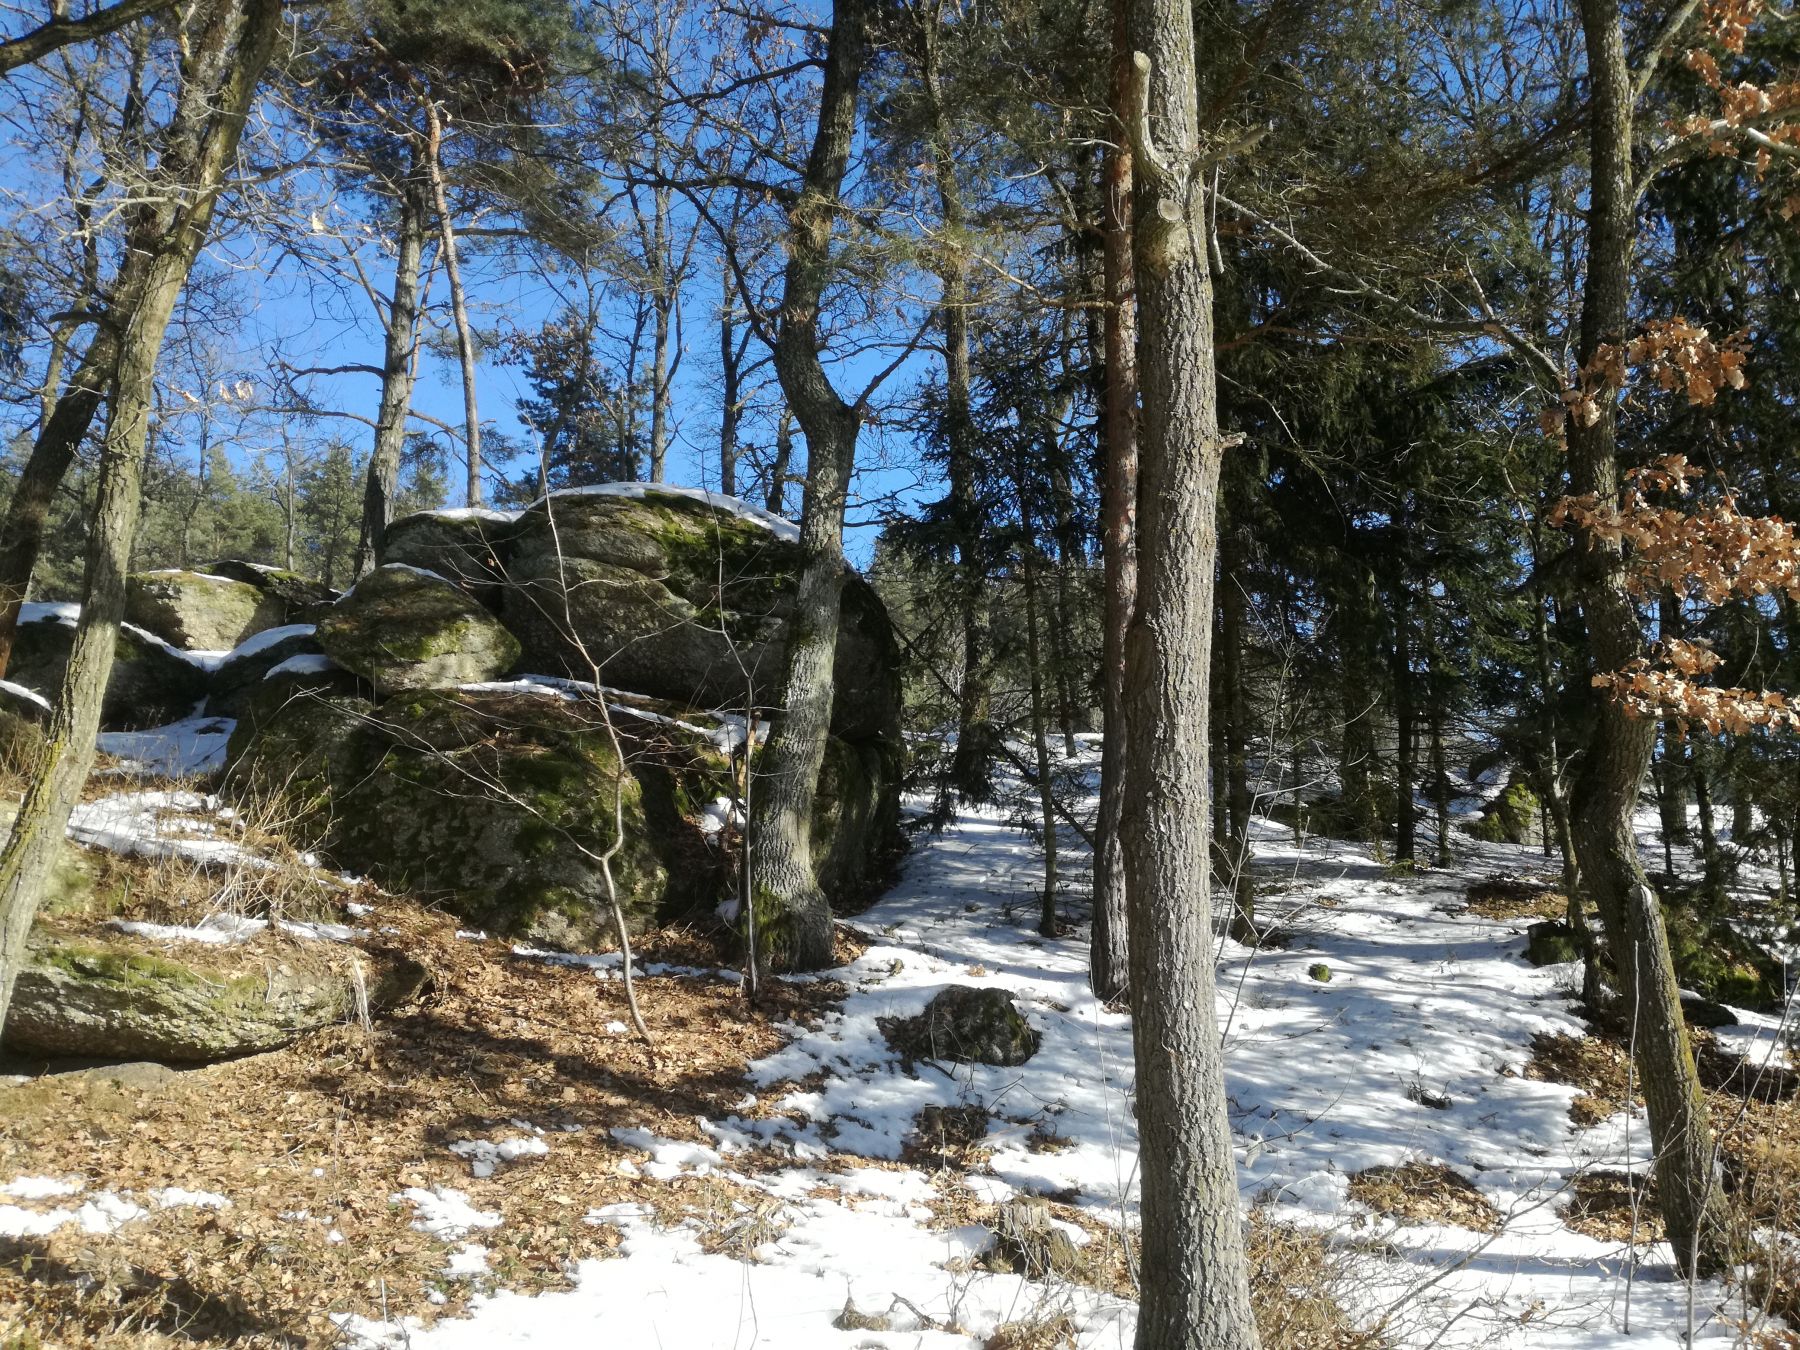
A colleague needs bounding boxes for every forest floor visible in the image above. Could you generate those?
[0,736,1795,1348]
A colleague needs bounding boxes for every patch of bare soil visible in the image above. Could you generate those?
[1346,1161,1502,1234]
[0,894,842,1348]
[1462,875,1567,921]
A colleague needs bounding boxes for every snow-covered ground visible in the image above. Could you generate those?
[315,774,1787,1349]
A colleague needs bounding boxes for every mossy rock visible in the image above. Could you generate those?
[494,490,900,741]
[1524,919,1580,967]
[125,570,289,651]
[316,565,521,695]
[1467,776,1540,845]
[203,558,339,623]
[3,931,427,1063]
[1661,902,1785,1008]
[1308,962,1333,982]
[205,627,328,718]
[381,511,520,610]
[9,610,209,730]
[881,986,1040,1066]
[811,734,903,902]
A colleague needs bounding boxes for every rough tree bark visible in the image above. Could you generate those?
[1089,0,1137,1004]
[0,0,281,1031]
[1119,0,1261,1338]
[1566,0,1725,1272]
[745,0,869,973]
[356,169,429,575]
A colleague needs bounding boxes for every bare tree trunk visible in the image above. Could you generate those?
[648,182,674,484]
[765,409,794,517]
[745,0,869,973]
[356,170,428,575]
[0,0,279,1031]
[1020,557,1060,937]
[0,330,118,678]
[420,97,482,508]
[718,257,745,496]
[914,7,992,807]
[1568,0,1724,1272]
[1423,596,1453,867]
[1090,1,1137,1004]
[1220,516,1253,938]
[1119,0,1260,1338]
[1392,574,1417,865]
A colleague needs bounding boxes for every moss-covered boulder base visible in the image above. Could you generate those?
[3,932,426,1062]
[125,569,288,650]
[317,565,520,695]
[483,491,899,740]
[227,682,897,948]
[10,608,208,729]
[881,986,1040,1066]
[1467,775,1540,845]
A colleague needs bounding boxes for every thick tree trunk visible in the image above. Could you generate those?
[1089,3,1137,1004]
[356,172,427,576]
[0,0,279,1031]
[1119,0,1260,1340]
[1567,0,1724,1272]
[745,0,869,974]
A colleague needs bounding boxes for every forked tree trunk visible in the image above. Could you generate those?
[1089,3,1137,1004]
[745,0,869,973]
[356,170,428,576]
[1119,0,1260,1338]
[1567,0,1724,1272]
[0,0,280,1031]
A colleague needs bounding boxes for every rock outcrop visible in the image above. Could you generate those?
[125,569,289,651]
[10,605,209,729]
[316,565,520,695]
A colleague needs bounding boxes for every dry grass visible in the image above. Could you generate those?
[0,893,844,1348]
[1246,1211,1389,1349]
[1463,875,1567,921]
[1346,1161,1502,1234]
[1529,1023,1800,1334]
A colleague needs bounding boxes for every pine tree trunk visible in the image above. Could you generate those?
[1568,0,1724,1272]
[1220,516,1253,939]
[1019,554,1060,937]
[0,0,279,1031]
[356,172,427,576]
[916,14,992,807]
[1392,575,1417,865]
[1119,0,1260,1338]
[745,0,869,974]
[1090,3,1137,1004]
[420,97,482,508]
[1423,597,1453,867]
